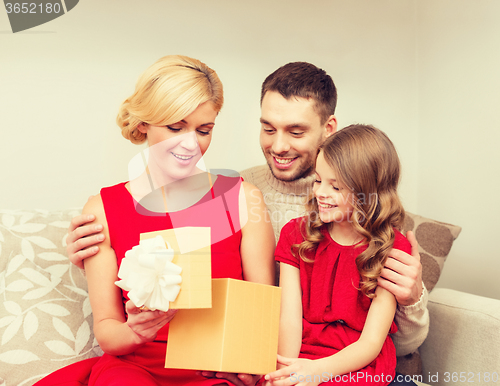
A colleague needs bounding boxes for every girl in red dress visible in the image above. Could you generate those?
[35,55,275,386]
[264,125,411,386]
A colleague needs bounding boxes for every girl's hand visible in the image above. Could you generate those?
[125,300,177,344]
[264,355,322,386]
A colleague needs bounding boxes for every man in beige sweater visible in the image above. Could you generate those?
[66,62,427,386]
[239,63,428,385]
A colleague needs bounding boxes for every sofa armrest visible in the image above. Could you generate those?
[419,288,500,385]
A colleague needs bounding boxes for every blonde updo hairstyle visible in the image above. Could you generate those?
[117,55,224,144]
[295,124,405,298]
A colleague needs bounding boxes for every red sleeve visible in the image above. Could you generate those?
[274,218,305,269]
[392,228,412,255]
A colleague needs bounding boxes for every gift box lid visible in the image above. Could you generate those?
[140,227,212,309]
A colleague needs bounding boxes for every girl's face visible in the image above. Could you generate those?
[313,151,355,224]
[138,101,217,183]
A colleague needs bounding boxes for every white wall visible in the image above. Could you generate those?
[416,0,500,299]
[0,0,418,209]
[1,1,497,299]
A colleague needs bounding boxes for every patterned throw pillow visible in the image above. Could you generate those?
[403,212,462,292]
[0,209,102,386]
[396,212,462,377]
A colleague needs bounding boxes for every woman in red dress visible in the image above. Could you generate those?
[35,55,275,386]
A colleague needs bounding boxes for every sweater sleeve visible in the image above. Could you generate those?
[390,230,430,355]
[392,283,429,356]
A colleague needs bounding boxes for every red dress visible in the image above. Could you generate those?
[275,218,411,386]
[35,176,244,386]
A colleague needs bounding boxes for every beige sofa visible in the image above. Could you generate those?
[0,208,498,386]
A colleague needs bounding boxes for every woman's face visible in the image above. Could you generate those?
[139,101,218,183]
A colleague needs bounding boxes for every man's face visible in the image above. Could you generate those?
[260,91,336,182]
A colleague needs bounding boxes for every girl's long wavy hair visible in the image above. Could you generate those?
[294,124,405,298]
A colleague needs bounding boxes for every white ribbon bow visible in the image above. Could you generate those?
[115,236,182,311]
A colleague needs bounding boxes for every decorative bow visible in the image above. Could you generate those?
[115,236,182,311]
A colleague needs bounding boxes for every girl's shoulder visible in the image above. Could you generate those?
[275,217,308,266]
[278,216,312,243]
[393,228,412,254]
[282,216,306,232]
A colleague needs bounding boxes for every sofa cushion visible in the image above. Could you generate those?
[0,209,462,384]
[0,209,101,386]
[396,212,461,377]
[420,288,500,385]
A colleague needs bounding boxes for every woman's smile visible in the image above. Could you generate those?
[171,151,198,166]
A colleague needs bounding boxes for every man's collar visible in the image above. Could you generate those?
[264,166,315,196]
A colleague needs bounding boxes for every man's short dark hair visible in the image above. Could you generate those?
[261,62,337,124]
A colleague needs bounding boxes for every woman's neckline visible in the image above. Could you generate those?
[123,173,220,215]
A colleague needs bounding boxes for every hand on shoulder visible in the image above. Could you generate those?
[66,194,106,269]
[378,231,423,306]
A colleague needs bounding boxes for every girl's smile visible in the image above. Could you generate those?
[313,151,354,224]
[317,201,337,211]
